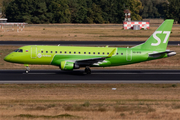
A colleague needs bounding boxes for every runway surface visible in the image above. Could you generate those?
[0,70,180,83]
[0,41,180,46]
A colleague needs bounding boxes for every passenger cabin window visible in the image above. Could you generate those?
[103,52,104,55]
[55,51,57,53]
[60,51,62,53]
[89,52,91,54]
[93,52,95,54]
[51,51,53,53]
[78,52,80,54]
[46,51,48,53]
[98,52,100,54]
[116,53,119,55]
[41,51,43,53]
[74,52,76,54]
[107,52,109,55]
[84,52,86,54]
[69,52,71,54]
[121,53,123,55]
[65,51,66,54]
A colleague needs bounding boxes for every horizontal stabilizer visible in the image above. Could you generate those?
[149,50,176,58]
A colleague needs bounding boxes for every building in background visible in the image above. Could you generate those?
[123,9,150,30]
[0,18,7,23]
[0,18,27,32]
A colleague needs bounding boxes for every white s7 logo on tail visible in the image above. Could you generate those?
[151,31,170,46]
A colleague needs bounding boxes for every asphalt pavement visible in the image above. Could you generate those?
[0,70,180,83]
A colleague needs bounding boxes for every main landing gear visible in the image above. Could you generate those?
[25,65,30,74]
[85,67,91,74]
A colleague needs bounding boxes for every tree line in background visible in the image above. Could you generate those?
[139,0,167,18]
[2,0,142,24]
[139,0,180,23]
[1,0,180,24]
[164,0,180,23]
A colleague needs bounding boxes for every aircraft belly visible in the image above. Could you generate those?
[108,53,149,66]
[107,56,127,66]
[26,59,51,65]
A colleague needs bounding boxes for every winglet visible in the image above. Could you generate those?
[107,49,116,58]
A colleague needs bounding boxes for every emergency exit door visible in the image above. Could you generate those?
[31,46,37,59]
[126,48,132,61]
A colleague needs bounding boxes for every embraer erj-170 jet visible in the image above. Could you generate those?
[4,19,176,74]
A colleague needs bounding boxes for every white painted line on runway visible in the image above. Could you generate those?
[0,72,179,75]
[22,73,56,75]
[92,73,180,74]
[19,72,180,75]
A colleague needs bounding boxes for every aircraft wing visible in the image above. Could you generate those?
[75,57,106,66]
[149,50,176,58]
[75,48,116,66]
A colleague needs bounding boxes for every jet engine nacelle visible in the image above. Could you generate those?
[60,61,79,70]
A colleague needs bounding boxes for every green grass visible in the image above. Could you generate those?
[82,101,90,107]
[2,99,180,105]
[120,113,125,117]
[97,107,106,112]
[0,83,179,89]
[15,113,79,118]
[172,104,180,109]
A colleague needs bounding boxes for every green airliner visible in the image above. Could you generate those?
[4,19,176,74]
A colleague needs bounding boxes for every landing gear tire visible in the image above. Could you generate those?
[85,67,91,74]
[25,66,30,74]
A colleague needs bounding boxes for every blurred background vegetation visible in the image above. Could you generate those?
[0,0,179,24]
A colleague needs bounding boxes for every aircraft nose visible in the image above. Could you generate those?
[4,55,12,62]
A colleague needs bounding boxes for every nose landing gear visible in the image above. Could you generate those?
[85,67,91,74]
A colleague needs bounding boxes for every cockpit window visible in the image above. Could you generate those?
[14,49,23,52]
[18,49,23,52]
[14,49,19,52]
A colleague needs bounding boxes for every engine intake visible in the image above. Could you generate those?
[60,61,79,70]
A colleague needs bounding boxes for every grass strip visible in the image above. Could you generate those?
[2,99,180,104]
[15,113,79,118]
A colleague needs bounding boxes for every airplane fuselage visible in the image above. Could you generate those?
[4,45,169,68]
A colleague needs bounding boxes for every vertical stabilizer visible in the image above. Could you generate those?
[132,19,174,51]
